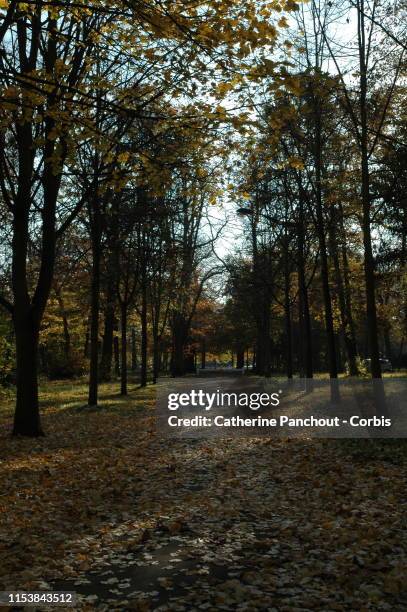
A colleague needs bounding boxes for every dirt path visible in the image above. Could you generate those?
[1,381,407,610]
[48,435,407,611]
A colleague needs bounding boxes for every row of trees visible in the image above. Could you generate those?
[0,0,299,436]
[222,0,406,383]
[0,0,405,435]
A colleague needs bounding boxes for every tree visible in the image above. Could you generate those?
[0,4,119,435]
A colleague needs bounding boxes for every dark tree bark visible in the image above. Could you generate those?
[184,350,196,373]
[236,349,245,369]
[140,252,148,387]
[10,18,60,435]
[251,212,271,377]
[340,206,359,375]
[120,301,127,395]
[100,303,115,382]
[13,318,43,436]
[131,327,138,371]
[201,337,206,369]
[11,116,60,435]
[88,196,102,407]
[55,287,71,360]
[0,10,106,436]
[357,0,382,380]
[284,286,293,379]
[152,330,160,384]
[100,260,116,381]
[284,237,293,379]
[297,188,313,381]
[329,212,359,376]
[84,320,90,358]
[312,96,339,400]
[114,335,120,377]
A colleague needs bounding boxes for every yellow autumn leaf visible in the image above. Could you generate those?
[117,152,130,164]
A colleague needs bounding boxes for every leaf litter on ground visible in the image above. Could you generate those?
[0,381,407,610]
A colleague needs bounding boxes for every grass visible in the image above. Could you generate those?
[0,377,157,427]
[1,369,406,424]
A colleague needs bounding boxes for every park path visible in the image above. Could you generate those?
[50,432,407,611]
[1,379,406,611]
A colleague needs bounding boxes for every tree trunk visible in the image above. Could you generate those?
[88,201,101,407]
[114,335,120,377]
[236,349,245,369]
[300,272,313,379]
[361,140,382,379]
[298,187,313,385]
[284,243,293,379]
[100,286,115,382]
[152,329,160,384]
[251,213,271,377]
[313,98,339,400]
[340,206,359,375]
[171,312,187,377]
[11,131,58,434]
[140,267,148,387]
[100,303,114,381]
[131,327,138,371]
[201,338,206,369]
[120,301,127,395]
[84,316,90,357]
[184,350,196,373]
[358,0,382,380]
[329,213,359,376]
[55,288,71,359]
[297,186,314,392]
[13,319,43,436]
